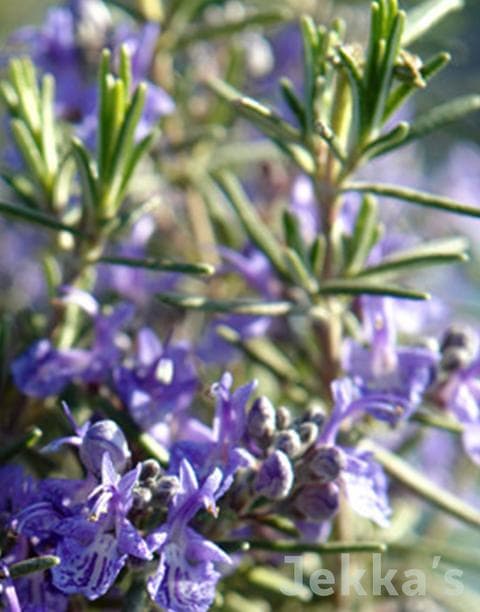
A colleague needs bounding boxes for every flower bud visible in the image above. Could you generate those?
[132,486,153,511]
[302,404,326,428]
[309,445,346,483]
[440,347,471,372]
[440,325,478,361]
[247,396,276,447]
[140,459,163,482]
[153,475,180,507]
[276,405,292,430]
[274,429,302,458]
[79,420,131,476]
[297,422,318,448]
[293,482,339,520]
[255,450,294,500]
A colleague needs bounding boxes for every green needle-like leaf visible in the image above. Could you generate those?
[7,556,60,579]
[403,0,464,46]
[110,83,147,176]
[363,441,480,529]
[245,566,312,602]
[221,539,387,554]
[309,234,327,277]
[343,182,480,218]
[318,279,429,300]
[233,96,301,143]
[98,255,215,276]
[272,139,315,174]
[40,74,58,180]
[355,236,469,279]
[71,138,98,220]
[363,121,410,158]
[300,15,319,133]
[279,77,306,131]
[213,171,289,277]
[11,118,46,188]
[284,247,319,293]
[98,50,114,180]
[102,83,147,211]
[9,58,41,139]
[177,10,289,47]
[156,293,299,316]
[411,410,463,434]
[118,129,158,198]
[119,45,132,101]
[206,78,301,144]
[0,200,82,235]
[398,95,480,147]
[371,10,406,132]
[337,46,364,143]
[345,195,379,275]
[283,210,308,262]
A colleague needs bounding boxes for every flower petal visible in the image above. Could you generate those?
[52,533,126,600]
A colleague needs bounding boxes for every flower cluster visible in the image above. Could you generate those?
[0,405,231,609]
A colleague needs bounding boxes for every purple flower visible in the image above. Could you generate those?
[79,420,131,476]
[291,378,393,533]
[0,469,69,611]
[11,340,90,398]
[42,403,131,476]
[14,478,90,541]
[14,572,68,612]
[12,290,133,397]
[147,460,231,612]
[114,327,198,447]
[341,450,391,527]
[11,443,149,602]
[255,449,294,500]
[343,297,438,418]
[52,529,127,600]
[292,482,339,523]
[170,372,257,496]
[319,379,392,525]
[88,454,151,558]
[51,454,151,599]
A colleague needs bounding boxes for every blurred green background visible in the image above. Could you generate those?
[0,1,54,38]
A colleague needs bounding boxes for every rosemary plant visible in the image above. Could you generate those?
[0,0,479,610]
